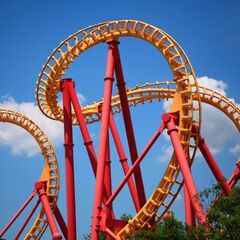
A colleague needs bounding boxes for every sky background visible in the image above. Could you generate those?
[0,0,239,239]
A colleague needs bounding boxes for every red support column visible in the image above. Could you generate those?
[105,138,113,240]
[0,191,36,237]
[91,41,116,240]
[68,83,97,175]
[162,113,206,225]
[113,41,146,207]
[105,136,112,197]
[193,125,231,195]
[228,160,240,188]
[35,182,62,240]
[105,123,165,208]
[109,113,140,212]
[184,151,196,227]
[68,83,110,203]
[61,79,77,240]
[14,199,41,240]
[105,227,121,240]
[184,183,196,227]
[54,205,68,240]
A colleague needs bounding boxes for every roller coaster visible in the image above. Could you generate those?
[0,20,239,240]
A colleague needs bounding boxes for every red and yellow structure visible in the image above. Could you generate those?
[0,20,239,239]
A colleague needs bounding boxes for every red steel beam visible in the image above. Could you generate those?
[105,134,112,198]
[184,150,196,227]
[14,199,41,240]
[113,41,146,207]
[68,82,97,175]
[91,41,116,240]
[193,125,231,195]
[61,79,77,240]
[105,123,165,208]
[35,182,62,240]
[105,137,114,240]
[184,183,196,227]
[105,227,121,240]
[0,191,36,237]
[228,161,240,188]
[109,113,140,212]
[105,134,114,221]
[68,82,111,204]
[162,113,206,224]
[54,205,68,240]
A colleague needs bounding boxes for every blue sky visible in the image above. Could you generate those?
[0,0,239,239]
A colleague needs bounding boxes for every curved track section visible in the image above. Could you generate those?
[36,20,201,238]
[81,82,239,238]
[0,109,60,239]
[81,82,239,130]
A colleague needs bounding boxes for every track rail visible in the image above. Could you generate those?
[0,109,60,239]
[80,82,239,238]
[36,20,201,239]
[82,82,239,130]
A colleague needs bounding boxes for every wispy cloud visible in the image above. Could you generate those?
[157,145,173,162]
[162,76,239,156]
[0,93,86,157]
[230,144,240,154]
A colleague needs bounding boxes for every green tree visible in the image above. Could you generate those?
[134,185,240,240]
[84,186,240,239]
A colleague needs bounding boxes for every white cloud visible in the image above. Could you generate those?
[162,76,239,156]
[58,92,86,107]
[197,76,228,95]
[230,144,240,154]
[197,76,239,155]
[157,145,173,162]
[163,99,172,113]
[0,93,86,157]
[176,193,182,201]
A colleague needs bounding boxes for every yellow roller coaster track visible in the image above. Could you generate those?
[0,109,60,239]
[34,20,240,239]
[81,81,239,238]
[35,20,208,239]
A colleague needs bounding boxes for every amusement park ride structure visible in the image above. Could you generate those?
[0,20,239,240]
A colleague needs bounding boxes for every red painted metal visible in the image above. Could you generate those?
[105,123,165,208]
[184,151,196,227]
[109,113,140,212]
[105,136,112,198]
[54,205,68,240]
[68,82,110,204]
[14,199,41,240]
[35,182,62,240]
[162,211,173,220]
[68,82,98,175]
[113,41,146,208]
[105,135,115,223]
[193,125,231,195]
[105,227,121,240]
[90,41,116,240]
[111,219,128,229]
[162,113,206,224]
[184,183,196,227]
[61,79,77,240]
[0,191,36,237]
[228,161,240,188]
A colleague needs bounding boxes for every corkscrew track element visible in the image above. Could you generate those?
[74,82,239,238]
[36,20,201,239]
[34,20,239,239]
[0,109,60,239]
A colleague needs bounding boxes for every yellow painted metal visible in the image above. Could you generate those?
[78,82,239,238]
[0,109,60,239]
[36,20,200,239]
